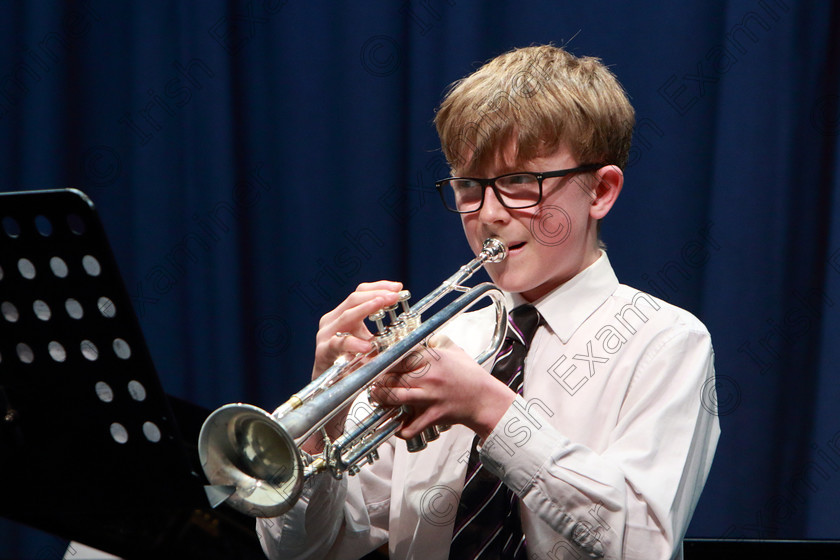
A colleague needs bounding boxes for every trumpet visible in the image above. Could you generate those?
[197,238,508,517]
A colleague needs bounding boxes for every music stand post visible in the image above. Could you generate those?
[0,189,262,559]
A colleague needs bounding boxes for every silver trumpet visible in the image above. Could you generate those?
[197,238,508,517]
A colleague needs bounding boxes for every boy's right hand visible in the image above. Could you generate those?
[311,280,403,381]
[302,281,403,455]
[303,280,402,455]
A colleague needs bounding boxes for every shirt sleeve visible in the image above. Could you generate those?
[479,326,720,559]
[256,408,395,560]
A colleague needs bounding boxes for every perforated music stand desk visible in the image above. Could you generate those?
[0,189,262,559]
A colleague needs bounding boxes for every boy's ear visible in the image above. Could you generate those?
[589,165,623,220]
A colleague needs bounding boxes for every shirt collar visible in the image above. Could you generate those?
[507,251,619,343]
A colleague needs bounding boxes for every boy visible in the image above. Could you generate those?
[257,44,719,559]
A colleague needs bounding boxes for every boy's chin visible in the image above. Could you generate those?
[489,275,536,296]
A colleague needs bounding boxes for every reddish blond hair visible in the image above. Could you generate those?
[435,45,635,173]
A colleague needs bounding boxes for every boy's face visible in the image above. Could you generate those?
[458,144,609,302]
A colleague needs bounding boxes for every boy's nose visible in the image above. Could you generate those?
[477,185,510,223]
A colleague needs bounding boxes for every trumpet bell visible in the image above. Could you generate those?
[198,403,303,517]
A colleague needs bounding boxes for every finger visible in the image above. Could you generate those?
[342,293,400,329]
[426,332,454,349]
[354,280,403,293]
[369,385,417,407]
[375,362,431,389]
[335,286,402,318]
[330,331,375,357]
[320,281,402,323]
[376,370,411,388]
[312,331,374,377]
[317,293,391,343]
[398,408,441,440]
[319,290,402,338]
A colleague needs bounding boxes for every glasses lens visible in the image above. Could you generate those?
[495,173,541,208]
[442,179,483,212]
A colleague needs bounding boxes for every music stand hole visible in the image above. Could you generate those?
[16,343,34,364]
[127,380,146,402]
[2,301,19,322]
[33,300,51,321]
[95,381,114,403]
[65,298,84,319]
[81,340,99,361]
[18,258,36,280]
[98,297,116,318]
[110,423,128,444]
[67,214,86,235]
[82,255,101,276]
[50,257,68,278]
[34,215,53,237]
[142,421,161,443]
[113,338,131,359]
[48,341,66,362]
[2,216,21,238]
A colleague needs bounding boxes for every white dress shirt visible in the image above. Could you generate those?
[257,252,720,559]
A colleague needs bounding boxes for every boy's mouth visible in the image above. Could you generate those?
[508,241,526,252]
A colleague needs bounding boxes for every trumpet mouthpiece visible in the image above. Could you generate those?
[482,238,507,263]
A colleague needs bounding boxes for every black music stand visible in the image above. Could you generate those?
[0,189,263,559]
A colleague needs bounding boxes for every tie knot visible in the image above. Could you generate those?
[509,304,542,348]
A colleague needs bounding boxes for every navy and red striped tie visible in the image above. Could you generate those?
[449,304,542,559]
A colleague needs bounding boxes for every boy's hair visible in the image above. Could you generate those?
[435,45,635,173]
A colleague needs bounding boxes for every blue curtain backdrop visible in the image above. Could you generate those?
[1,0,839,556]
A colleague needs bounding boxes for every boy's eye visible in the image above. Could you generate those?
[501,174,538,186]
[451,179,481,190]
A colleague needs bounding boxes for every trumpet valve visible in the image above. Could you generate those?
[406,433,427,453]
[369,309,387,334]
[375,328,396,350]
[385,303,399,323]
[398,290,412,314]
[422,426,440,442]
[401,311,421,332]
[390,319,408,340]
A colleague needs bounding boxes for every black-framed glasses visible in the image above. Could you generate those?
[435,163,605,214]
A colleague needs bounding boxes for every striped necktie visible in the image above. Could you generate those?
[449,304,542,559]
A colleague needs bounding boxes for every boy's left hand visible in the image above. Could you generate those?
[369,336,517,441]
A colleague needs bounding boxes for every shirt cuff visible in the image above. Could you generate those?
[478,394,561,496]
